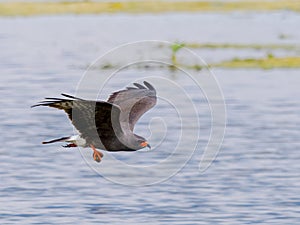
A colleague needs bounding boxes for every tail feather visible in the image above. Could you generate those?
[61,93,83,100]
[31,100,74,109]
[31,93,80,108]
[42,136,70,144]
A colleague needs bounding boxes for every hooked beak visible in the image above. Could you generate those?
[146,143,151,150]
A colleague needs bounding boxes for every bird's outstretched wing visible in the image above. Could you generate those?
[107,81,157,131]
[32,94,122,147]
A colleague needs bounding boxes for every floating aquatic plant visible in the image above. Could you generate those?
[215,56,300,69]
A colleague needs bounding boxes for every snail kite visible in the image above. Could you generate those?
[32,81,157,162]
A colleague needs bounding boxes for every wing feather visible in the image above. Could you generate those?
[133,83,147,89]
[107,81,157,131]
[32,95,122,148]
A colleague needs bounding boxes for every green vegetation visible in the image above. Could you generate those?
[214,56,300,69]
[170,43,185,65]
[98,56,300,70]
[185,43,299,51]
[166,42,300,69]
[0,0,300,16]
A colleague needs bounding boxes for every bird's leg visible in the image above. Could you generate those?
[90,144,103,162]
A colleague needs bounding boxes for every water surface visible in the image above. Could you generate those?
[1,13,300,224]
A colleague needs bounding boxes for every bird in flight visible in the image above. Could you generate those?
[32,81,157,162]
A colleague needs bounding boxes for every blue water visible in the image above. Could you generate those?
[1,13,300,224]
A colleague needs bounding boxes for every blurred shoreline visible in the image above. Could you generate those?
[1,1,299,69]
[0,0,299,17]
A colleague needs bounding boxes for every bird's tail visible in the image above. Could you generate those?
[42,136,71,144]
